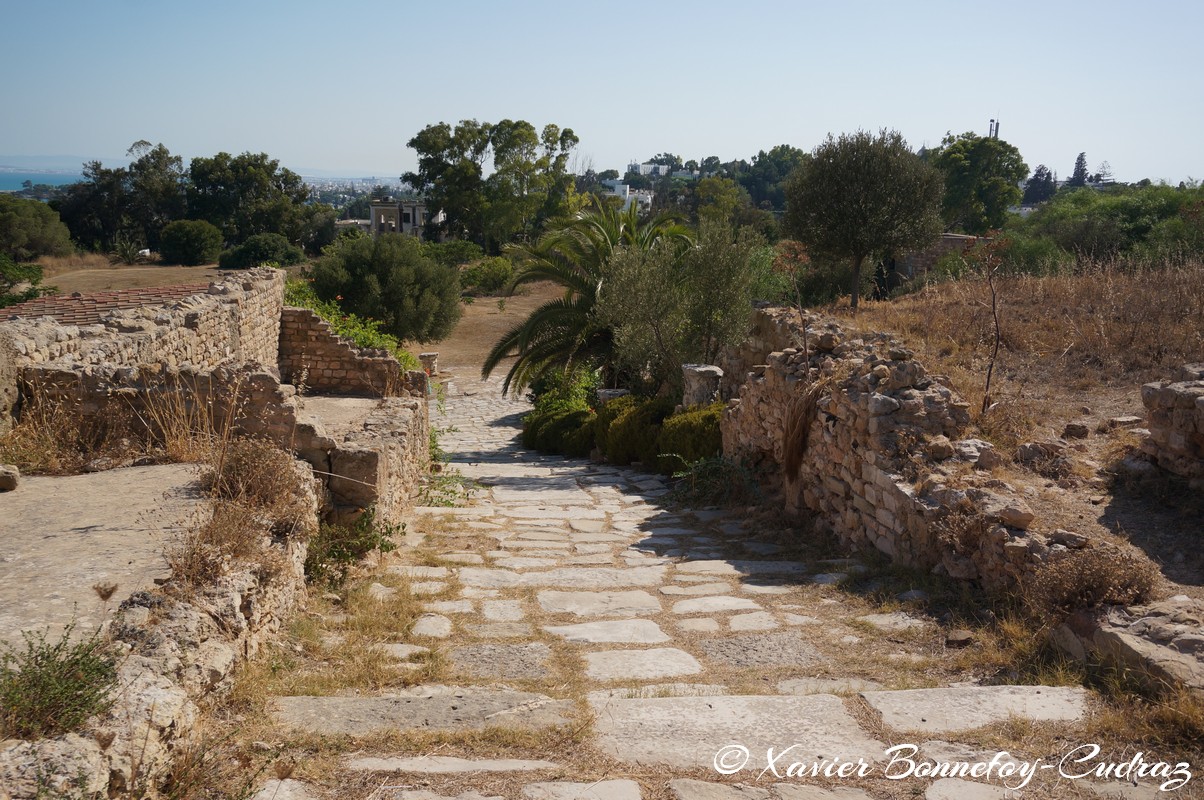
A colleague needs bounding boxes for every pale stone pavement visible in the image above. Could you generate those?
[263,373,1171,800]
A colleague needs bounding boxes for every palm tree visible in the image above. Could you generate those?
[481,197,692,394]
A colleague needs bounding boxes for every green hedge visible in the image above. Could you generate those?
[655,401,723,474]
[604,396,676,467]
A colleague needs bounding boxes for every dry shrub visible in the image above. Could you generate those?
[165,502,272,586]
[933,510,993,556]
[1025,545,1159,616]
[204,438,311,536]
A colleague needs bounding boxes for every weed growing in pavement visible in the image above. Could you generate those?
[304,506,402,588]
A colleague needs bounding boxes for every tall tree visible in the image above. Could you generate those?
[188,151,312,245]
[404,119,579,250]
[929,132,1029,234]
[1022,164,1057,204]
[482,198,692,393]
[737,145,808,211]
[783,129,943,309]
[54,160,131,251]
[1067,152,1090,188]
[125,141,187,250]
[0,194,73,261]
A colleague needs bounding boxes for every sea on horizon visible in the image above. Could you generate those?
[0,172,83,192]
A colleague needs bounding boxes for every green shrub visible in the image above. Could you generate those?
[0,624,117,739]
[304,506,401,588]
[421,239,484,267]
[521,368,599,456]
[604,396,676,466]
[159,219,223,265]
[309,233,461,343]
[525,407,596,456]
[219,232,304,269]
[593,394,636,453]
[655,401,724,474]
[284,278,420,370]
[461,256,514,294]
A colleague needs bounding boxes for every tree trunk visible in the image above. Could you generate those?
[850,253,863,309]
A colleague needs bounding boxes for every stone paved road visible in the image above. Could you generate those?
[260,374,1150,800]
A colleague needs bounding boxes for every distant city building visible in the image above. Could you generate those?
[627,161,676,178]
[368,198,444,238]
[601,179,654,212]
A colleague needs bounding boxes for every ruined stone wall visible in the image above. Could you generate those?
[721,307,1052,590]
[1141,363,1204,486]
[0,460,321,799]
[0,268,284,431]
[20,362,429,528]
[278,307,424,396]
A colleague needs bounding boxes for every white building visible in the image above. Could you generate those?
[601,180,654,212]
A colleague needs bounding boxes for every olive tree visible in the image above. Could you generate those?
[784,129,943,308]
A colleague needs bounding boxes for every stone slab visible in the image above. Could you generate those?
[412,614,453,638]
[544,619,670,644]
[250,779,319,800]
[729,612,778,631]
[465,622,534,638]
[861,685,1087,733]
[460,566,665,589]
[855,612,926,632]
[451,643,550,680]
[675,560,806,577]
[346,755,559,773]
[592,694,884,770]
[522,780,642,800]
[660,582,732,596]
[538,590,661,617]
[668,779,770,799]
[678,618,720,633]
[482,599,525,621]
[273,691,574,734]
[697,631,823,667]
[778,677,883,694]
[672,596,762,615]
[585,648,703,680]
[925,778,1010,799]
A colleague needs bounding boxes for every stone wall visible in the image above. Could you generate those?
[0,268,284,433]
[278,307,424,397]
[0,460,321,799]
[720,306,1053,590]
[1140,363,1204,487]
[20,362,429,529]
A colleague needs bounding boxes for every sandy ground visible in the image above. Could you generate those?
[43,265,225,294]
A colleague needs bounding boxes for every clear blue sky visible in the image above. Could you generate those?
[3,0,1201,183]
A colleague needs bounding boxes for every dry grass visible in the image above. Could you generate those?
[34,252,112,278]
[828,260,1204,451]
[0,393,142,474]
[164,501,279,588]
